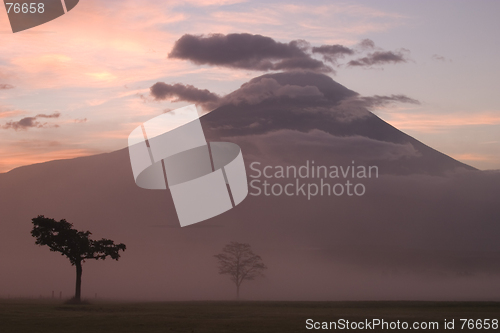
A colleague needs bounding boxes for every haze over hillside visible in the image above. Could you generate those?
[1,72,499,301]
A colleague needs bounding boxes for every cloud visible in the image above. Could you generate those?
[330,94,420,122]
[3,117,48,130]
[0,84,14,90]
[168,33,333,73]
[36,112,61,119]
[311,39,407,68]
[220,77,324,106]
[150,82,221,110]
[150,82,220,103]
[348,50,410,67]
[313,94,418,124]
[2,112,61,131]
[226,129,421,164]
[354,94,420,108]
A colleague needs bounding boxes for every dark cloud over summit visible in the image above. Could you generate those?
[168,33,333,73]
[150,72,419,118]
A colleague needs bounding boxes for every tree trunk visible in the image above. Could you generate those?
[75,261,82,302]
[236,283,240,300]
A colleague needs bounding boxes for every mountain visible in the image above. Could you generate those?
[0,72,499,301]
[202,72,474,176]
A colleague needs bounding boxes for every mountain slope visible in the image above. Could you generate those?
[0,72,499,301]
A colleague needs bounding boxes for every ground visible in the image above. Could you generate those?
[0,300,499,332]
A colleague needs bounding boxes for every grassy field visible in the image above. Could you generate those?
[0,300,499,332]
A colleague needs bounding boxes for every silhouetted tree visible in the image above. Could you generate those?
[214,242,267,299]
[30,215,126,303]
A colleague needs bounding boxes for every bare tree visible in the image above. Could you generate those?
[214,242,267,299]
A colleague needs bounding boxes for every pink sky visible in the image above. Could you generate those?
[0,0,499,172]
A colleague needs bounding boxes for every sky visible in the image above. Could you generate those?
[0,0,499,172]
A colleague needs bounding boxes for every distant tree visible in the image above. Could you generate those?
[30,215,126,303]
[214,242,267,299]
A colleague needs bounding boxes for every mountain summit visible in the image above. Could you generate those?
[202,71,473,175]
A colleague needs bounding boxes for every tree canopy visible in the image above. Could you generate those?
[31,215,126,302]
